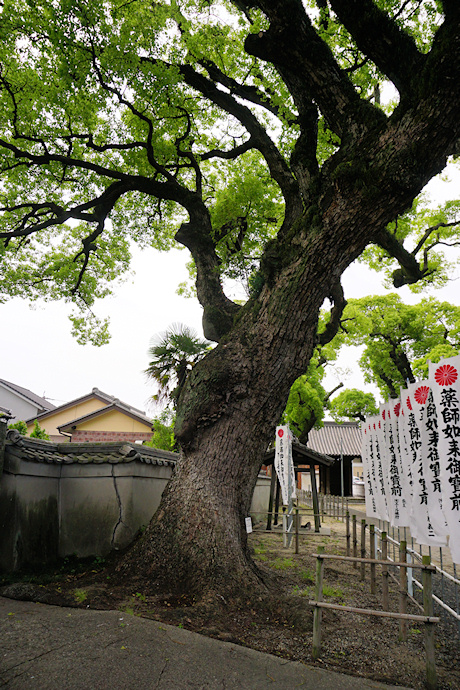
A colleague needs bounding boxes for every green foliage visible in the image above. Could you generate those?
[329,389,378,423]
[73,588,88,604]
[8,420,28,435]
[146,323,211,406]
[145,411,177,452]
[270,557,297,570]
[337,294,460,398]
[29,419,50,440]
[323,584,345,600]
[283,372,326,440]
[283,319,344,440]
[0,0,453,347]
[359,197,460,291]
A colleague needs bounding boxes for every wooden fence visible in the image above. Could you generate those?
[309,547,439,690]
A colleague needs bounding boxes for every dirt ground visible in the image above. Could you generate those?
[1,512,459,690]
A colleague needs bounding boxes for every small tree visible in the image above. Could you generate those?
[145,324,211,407]
[338,295,460,398]
[329,388,378,423]
[30,420,50,440]
[145,411,176,452]
[8,420,28,435]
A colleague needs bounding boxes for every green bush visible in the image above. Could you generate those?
[8,420,28,435]
[30,419,50,440]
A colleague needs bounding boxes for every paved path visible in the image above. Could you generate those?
[0,597,412,689]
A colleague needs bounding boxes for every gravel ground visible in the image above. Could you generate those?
[2,509,459,689]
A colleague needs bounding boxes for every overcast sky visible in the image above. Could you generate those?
[1,168,458,418]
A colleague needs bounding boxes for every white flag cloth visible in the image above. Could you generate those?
[385,398,409,527]
[407,380,447,547]
[399,388,418,536]
[362,419,379,519]
[418,384,449,541]
[274,425,296,505]
[380,402,394,523]
[365,414,389,521]
[429,356,460,564]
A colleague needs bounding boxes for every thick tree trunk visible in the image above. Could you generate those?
[118,53,460,595]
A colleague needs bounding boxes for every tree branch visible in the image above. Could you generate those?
[198,58,295,123]
[175,62,303,222]
[412,219,460,255]
[244,0,386,141]
[200,140,254,162]
[175,210,241,342]
[329,0,424,97]
[317,280,347,346]
[373,227,432,287]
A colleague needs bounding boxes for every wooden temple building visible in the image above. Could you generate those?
[262,421,362,532]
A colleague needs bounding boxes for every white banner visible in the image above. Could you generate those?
[400,388,420,539]
[429,356,460,564]
[362,419,378,519]
[396,390,413,528]
[275,425,296,505]
[362,356,460,564]
[418,384,449,542]
[408,380,447,547]
[366,414,389,521]
[385,399,408,527]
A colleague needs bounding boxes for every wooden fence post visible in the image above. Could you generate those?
[360,519,366,581]
[295,508,299,555]
[422,555,438,690]
[370,524,376,594]
[399,540,408,641]
[346,511,350,557]
[352,515,357,568]
[312,546,325,660]
[381,531,389,611]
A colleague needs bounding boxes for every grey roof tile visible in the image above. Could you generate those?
[307,421,362,457]
[4,431,176,467]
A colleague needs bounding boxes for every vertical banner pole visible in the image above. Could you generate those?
[399,540,408,642]
[353,515,358,568]
[381,531,389,611]
[360,519,366,581]
[422,555,437,690]
[370,524,376,594]
[295,508,299,554]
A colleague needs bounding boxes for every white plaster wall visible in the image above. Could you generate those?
[0,387,40,424]
[250,475,271,523]
[0,455,272,569]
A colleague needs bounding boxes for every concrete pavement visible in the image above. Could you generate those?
[0,596,412,689]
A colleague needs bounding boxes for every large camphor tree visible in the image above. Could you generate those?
[0,1,459,595]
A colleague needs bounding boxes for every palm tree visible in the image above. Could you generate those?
[145,323,211,407]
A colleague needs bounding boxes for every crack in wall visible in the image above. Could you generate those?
[111,466,126,548]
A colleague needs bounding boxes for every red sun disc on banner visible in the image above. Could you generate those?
[278,429,284,438]
[434,364,458,387]
[394,403,400,417]
[406,396,412,411]
[414,385,430,405]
